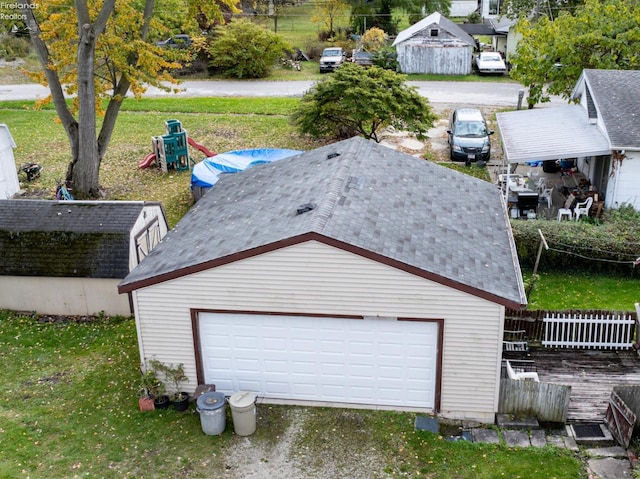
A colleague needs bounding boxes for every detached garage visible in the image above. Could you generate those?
[119,136,526,422]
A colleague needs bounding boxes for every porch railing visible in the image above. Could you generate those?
[542,312,635,349]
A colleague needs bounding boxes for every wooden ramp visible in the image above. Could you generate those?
[528,347,640,423]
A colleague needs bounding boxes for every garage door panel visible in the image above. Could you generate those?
[199,313,437,409]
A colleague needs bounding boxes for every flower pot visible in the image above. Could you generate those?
[173,392,190,412]
[139,396,155,412]
[154,394,171,410]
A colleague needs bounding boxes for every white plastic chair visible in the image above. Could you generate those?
[539,187,553,209]
[506,360,539,382]
[573,197,593,220]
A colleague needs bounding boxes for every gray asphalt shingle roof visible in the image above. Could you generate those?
[580,69,640,149]
[0,200,148,278]
[119,137,526,308]
[393,12,476,47]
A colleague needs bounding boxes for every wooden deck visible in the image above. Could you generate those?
[528,347,640,423]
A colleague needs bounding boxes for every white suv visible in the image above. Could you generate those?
[319,47,345,73]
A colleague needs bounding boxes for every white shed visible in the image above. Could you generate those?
[392,12,476,75]
[0,124,20,199]
[119,137,527,423]
[0,199,169,316]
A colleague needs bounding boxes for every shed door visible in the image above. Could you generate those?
[198,313,438,409]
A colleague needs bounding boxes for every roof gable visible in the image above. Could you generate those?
[393,12,475,47]
[119,137,526,308]
[573,69,640,149]
[0,200,148,278]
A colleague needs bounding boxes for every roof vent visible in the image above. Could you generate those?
[296,203,316,215]
[327,152,340,159]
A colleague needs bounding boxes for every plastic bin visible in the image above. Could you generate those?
[228,391,257,436]
[196,391,226,435]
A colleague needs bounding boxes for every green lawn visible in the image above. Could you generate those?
[0,310,586,479]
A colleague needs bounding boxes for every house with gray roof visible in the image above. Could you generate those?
[119,136,526,422]
[497,69,640,211]
[392,12,476,75]
[0,199,168,316]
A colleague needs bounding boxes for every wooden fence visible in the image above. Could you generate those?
[504,308,638,348]
[542,312,636,349]
[498,378,571,423]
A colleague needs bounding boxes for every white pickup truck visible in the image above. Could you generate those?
[475,52,507,75]
[319,47,346,73]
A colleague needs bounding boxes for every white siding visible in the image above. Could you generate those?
[132,240,504,422]
[606,152,640,210]
[0,124,19,200]
[0,276,130,316]
[396,45,473,75]
[128,204,169,271]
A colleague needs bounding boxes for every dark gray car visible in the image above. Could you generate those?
[447,108,493,162]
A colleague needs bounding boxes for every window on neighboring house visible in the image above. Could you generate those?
[430,28,439,37]
[135,218,162,264]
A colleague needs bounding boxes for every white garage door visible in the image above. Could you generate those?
[199,313,438,409]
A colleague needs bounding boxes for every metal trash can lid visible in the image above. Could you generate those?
[229,391,257,409]
[196,391,226,411]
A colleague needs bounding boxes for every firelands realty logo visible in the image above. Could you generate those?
[1,3,37,21]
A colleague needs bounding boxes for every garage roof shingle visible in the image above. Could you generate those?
[119,137,526,308]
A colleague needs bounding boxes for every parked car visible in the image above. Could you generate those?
[156,34,192,49]
[352,49,373,67]
[319,47,345,73]
[475,51,507,75]
[447,108,494,162]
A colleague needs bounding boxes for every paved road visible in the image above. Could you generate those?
[0,80,567,108]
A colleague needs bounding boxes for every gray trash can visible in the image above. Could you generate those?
[228,391,257,436]
[196,391,226,435]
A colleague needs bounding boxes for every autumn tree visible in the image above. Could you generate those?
[510,0,640,107]
[500,0,584,20]
[311,0,349,35]
[20,0,237,198]
[291,62,436,142]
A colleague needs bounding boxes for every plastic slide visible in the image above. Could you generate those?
[138,152,157,169]
[188,137,217,158]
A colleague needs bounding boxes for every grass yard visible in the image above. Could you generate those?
[0,310,585,479]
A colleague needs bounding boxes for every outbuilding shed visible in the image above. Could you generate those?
[0,199,169,316]
[0,124,20,199]
[119,136,527,422]
[393,12,476,75]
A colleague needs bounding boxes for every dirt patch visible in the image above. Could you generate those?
[221,407,394,479]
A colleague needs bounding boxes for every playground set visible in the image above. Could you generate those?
[139,119,216,172]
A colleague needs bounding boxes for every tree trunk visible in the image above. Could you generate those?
[73,23,101,196]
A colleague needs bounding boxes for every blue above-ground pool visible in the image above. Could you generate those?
[191,148,303,201]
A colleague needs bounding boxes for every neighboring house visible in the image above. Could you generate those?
[392,12,476,75]
[450,0,478,17]
[0,200,169,316]
[119,136,527,423]
[497,69,640,210]
[489,16,520,62]
[0,124,20,199]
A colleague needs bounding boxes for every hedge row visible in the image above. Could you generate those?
[511,205,640,276]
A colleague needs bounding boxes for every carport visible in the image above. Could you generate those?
[496,105,611,164]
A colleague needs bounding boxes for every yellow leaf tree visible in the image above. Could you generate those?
[311,0,349,35]
[20,0,237,198]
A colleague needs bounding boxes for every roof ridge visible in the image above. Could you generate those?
[310,155,352,233]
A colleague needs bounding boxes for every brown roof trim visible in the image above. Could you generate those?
[120,232,524,310]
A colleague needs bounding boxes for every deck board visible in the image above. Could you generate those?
[528,347,640,423]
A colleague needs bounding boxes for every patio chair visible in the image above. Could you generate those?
[573,196,593,220]
[557,194,576,221]
[539,187,554,209]
[506,360,539,382]
[502,329,529,357]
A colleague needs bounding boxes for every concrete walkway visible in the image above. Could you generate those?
[415,416,636,479]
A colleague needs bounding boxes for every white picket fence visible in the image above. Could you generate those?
[542,312,636,350]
